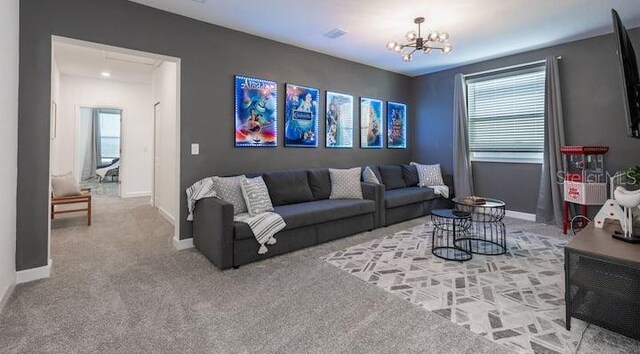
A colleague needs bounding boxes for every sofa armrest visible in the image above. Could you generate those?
[193,197,235,269]
[361,182,384,228]
[443,174,455,198]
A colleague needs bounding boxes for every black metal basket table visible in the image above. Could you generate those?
[452,197,507,255]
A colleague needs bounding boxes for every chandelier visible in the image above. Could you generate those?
[386,17,452,62]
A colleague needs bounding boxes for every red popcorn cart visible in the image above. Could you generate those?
[561,146,609,234]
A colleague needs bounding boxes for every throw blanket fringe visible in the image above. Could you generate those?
[186,177,218,221]
[235,212,286,254]
[430,185,450,199]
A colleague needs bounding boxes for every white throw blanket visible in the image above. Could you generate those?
[186,177,218,221]
[429,185,450,199]
[234,212,286,254]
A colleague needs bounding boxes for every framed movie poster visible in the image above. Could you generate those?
[234,75,278,147]
[360,98,383,149]
[285,84,319,147]
[325,91,354,148]
[387,101,407,149]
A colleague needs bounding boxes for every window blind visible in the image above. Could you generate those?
[466,65,546,153]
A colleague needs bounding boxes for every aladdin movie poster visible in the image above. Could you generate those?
[387,101,407,149]
[360,98,383,149]
[326,92,354,148]
[235,76,278,147]
[285,84,319,147]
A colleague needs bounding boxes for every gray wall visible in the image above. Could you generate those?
[413,28,640,214]
[18,0,414,270]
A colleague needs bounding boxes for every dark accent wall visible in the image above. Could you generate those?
[413,28,640,214]
[18,0,413,270]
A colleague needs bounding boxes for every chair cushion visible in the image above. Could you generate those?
[401,164,419,186]
[262,170,314,206]
[378,165,407,190]
[307,169,331,200]
[51,172,82,197]
[233,199,375,240]
[384,187,436,208]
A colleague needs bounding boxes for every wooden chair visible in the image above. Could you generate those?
[51,188,92,226]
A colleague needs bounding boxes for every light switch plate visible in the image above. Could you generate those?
[191,143,199,155]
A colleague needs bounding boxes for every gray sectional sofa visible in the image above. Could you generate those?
[193,168,381,270]
[192,164,451,270]
[372,164,453,226]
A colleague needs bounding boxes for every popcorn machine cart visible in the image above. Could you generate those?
[561,146,609,234]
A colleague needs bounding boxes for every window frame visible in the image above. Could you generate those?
[465,63,546,164]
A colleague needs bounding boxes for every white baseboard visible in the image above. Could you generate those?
[121,191,151,198]
[16,259,52,284]
[0,280,15,313]
[173,236,194,250]
[505,210,536,222]
[158,206,175,226]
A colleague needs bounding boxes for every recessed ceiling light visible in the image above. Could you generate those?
[101,72,111,77]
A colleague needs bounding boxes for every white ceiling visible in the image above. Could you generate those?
[128,0,640,76]
[53,40,161,84]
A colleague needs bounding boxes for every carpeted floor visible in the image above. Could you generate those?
[79,177,120,197]
[0,197,638,353]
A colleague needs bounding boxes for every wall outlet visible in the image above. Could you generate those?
[191,143,199,155]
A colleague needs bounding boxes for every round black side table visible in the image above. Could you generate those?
[452,198,507,255]
[431,209,473,262]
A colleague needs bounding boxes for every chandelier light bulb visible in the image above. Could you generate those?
[402,53,412,62]
[423,47,432,54]
[429,32,439,41]
[394,44,403,52]
[405,31,417,41]
[438,32,449,42]
[386,40,397,50]
[442,45,453,54]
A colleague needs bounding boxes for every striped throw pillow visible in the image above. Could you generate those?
[240,176,274,216]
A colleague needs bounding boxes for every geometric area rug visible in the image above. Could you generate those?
[321,223,587,354]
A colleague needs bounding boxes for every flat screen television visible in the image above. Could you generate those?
[612,9,640,139]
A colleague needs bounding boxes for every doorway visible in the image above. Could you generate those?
[48,36,182,266]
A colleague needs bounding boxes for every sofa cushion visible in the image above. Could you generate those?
[329,167,363,199]
[378,165,407,190]
[233,199,376,240]
[212,175,247,214]
[401,164,419,186]
[385,187,436,208]
[411,162,445,186]
[307,169,331,200]
[240,176,274,216]
[262,170,314,206]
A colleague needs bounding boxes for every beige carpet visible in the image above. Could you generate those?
[0,197,638,353]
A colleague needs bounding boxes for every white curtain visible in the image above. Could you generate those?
[453,74,475,197]
[536,56,566,226]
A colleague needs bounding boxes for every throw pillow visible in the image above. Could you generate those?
[212,175,248,214]
[362,166,380,184]
[411,162,445,187]
[378,165,407,190]
[401,164,419,186]
[240,176,274,216]
[329,167,363,199]
[51,172,82,197]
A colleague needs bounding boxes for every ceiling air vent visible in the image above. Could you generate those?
[323,28,347,39]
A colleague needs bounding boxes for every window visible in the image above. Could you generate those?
[98,110,121,165]
[466,64,546,163]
